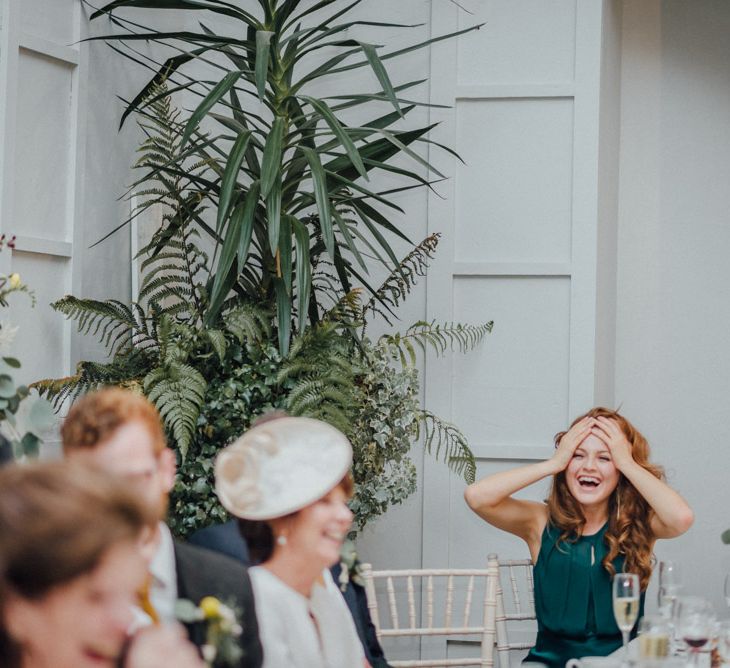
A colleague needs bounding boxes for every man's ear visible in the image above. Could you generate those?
[157,447,177,493]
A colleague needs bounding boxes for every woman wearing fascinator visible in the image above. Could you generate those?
[215,416,367,668]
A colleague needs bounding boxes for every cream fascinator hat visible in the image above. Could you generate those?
[215,416,353,520]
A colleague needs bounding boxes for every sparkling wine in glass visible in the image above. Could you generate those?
[638,615,671,660]
[613,573,641,664]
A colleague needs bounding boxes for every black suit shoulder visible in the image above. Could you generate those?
[188,519,250,563]
[175,540,250,598]
[174,540,263,668]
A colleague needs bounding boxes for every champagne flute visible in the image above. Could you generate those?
[658,583,682,652]
[724,573,730,609]
[613,573,641,664]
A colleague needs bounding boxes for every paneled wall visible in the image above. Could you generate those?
[421,0,620,571]
[615,0,730,612]
[0,0,82,396]
[361,2,623,661]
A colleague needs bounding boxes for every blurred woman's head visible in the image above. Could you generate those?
[0,461,152,668]
[547,407,663,588]
[216,416,354,569]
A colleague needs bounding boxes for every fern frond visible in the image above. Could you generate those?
[129,83,211,325]
[418,410,476,484]
[52,296,155,355]
[285,376,353,409]
[379,320,494,366]
[362,233,441,326]
[204,329,227,362]
[286,387,351,434]
[224,302,271,343]
[144,362,207,460]
[277,322,357,431]
[320,289,364,327]
[32,349,154,410]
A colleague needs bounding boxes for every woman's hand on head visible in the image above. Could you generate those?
[551,417,594,471]
[591,416,633,470]
[124,624,206,668]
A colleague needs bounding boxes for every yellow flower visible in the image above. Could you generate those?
[8,273,21,289]
[199,596,221,619]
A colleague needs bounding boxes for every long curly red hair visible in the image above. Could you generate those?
[547,407,662,590]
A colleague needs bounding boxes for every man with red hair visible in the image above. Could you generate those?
[62,387,263,668]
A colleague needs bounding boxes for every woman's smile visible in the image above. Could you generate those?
[566,435,619,506]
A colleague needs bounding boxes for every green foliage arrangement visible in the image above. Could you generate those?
[36,0,493,535]
[82,0,481,355]
[37,241,490,534]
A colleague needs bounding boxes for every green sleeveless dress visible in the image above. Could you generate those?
[523,521,645,668]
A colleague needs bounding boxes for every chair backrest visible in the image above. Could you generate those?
[492,555,537,668]
[361,556,537,668]
[360,559,500,667]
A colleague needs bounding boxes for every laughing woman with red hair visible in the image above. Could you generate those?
[464,407,694,668]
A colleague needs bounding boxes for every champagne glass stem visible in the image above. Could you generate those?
[622,629,630,666]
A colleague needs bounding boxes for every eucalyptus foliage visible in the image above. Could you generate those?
[84,0,480,354]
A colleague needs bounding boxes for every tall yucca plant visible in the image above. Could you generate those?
[86,0,479,354]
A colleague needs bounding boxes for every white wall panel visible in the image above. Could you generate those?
[20,0,75,45]
[449,459,550,568]
[8,252,68,384]
[452,276,570,451]
[14,49,74,241]
[455,98,574,263]
[457,0,576,85]
[0,0,83,442]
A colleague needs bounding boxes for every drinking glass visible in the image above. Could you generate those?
[716,620,730,664]
[638,615,670,660]
[676,597,714,668]
[724,573,730,610]
[657,583,683,653]
[658,583,682,620]
[658,560,680,607]
[613,573,641,664]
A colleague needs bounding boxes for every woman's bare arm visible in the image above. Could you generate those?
[592,417,694,538]
[464,417,594,559]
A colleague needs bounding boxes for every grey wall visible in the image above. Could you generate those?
[616,0,730,609]
[73,6,191,364]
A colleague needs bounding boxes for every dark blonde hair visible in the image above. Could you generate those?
[547,407,663,590]
[61,387,167,455]
[0,461,152,667]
